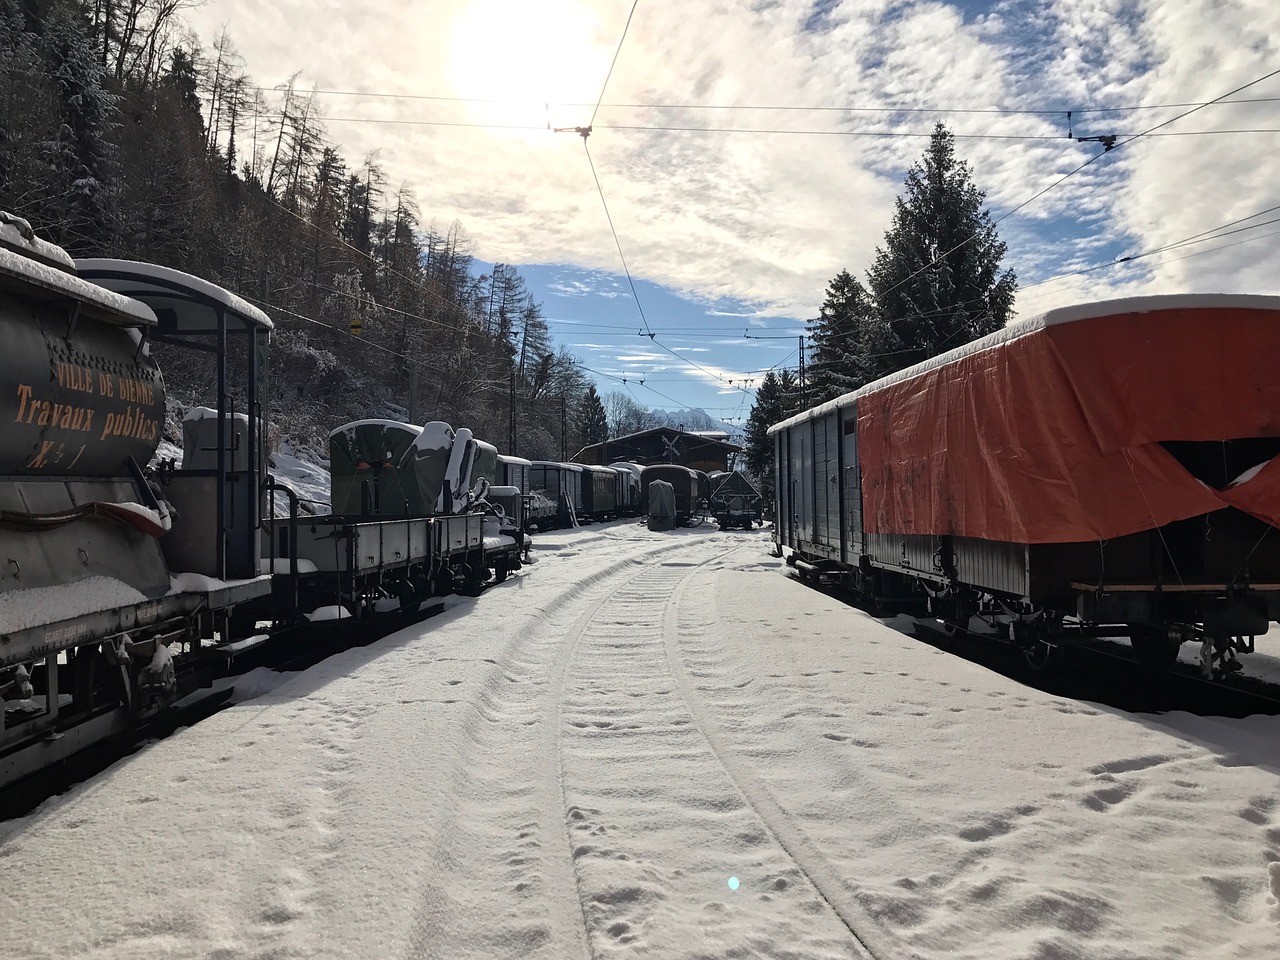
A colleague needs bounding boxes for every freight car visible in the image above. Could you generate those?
[2,236,282,788]
[0,219,531,791]
[580,464,618,521]
[640,464,701,527]
[609,461,643,516]
[529,460,585,526]
[770,295,1280,679]
[708,470,762,529]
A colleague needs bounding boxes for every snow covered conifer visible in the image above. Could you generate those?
[867,122,1016,366]
[40,2,118,252]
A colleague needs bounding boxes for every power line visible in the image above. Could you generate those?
[590,0,638,129]
[582,139,654,338]
[1018,202,1280,297]
[259,82,1280,117]
[875,66,1280,306]
[312,113,1280,141]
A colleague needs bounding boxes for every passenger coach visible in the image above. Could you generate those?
[770,295,1280,678]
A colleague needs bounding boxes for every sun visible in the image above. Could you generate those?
[449,0,611,125]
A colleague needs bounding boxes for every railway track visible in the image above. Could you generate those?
[795,571,1280,719]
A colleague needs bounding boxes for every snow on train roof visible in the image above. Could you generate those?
[498,454,533,467]
[768,293,1280,435]
[328,418,423,438]
[76,258,274,329]
[0,212,74,269]
[0,245,158,326]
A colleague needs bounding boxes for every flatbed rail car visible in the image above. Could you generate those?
[770,294,1280,678]
[270,512,485,615]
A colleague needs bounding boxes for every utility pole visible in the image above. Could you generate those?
[508,367,516,454]
[798,335,806,407]
[560,394,567,461]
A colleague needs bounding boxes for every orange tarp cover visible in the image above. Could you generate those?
[858,306,1280,544]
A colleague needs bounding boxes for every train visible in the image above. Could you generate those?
[0,217,533,789]
[526,459,646,528]
[770,294,1280,680]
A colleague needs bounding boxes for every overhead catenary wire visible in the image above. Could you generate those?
[259,80,1280,117]
[1017,202,1280,299]
[873,66,1280,307]
[313,114,1280,140]
[589,0,638,129]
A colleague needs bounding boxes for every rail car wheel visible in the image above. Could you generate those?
[1020,631,1056,671]
[1129,625,1181,674]
[70,644,129,714]
[492,559,509,584]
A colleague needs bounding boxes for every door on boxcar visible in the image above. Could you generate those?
[792,421,813,546]
[841,403,863,563]
[814,413,841,555]
[775,430,792,547]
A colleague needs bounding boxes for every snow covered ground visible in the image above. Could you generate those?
[3,523,1279,959]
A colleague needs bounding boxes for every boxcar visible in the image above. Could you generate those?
[770,294,1280,676]
[640,464,701,526]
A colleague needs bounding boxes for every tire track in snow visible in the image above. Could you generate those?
[553,539,864,957]
[546,545,741,956]
[659,559,897,960]
[402,535,718,960]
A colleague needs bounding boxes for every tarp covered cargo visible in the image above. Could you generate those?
[329,419,452,516]
[776,295,1280,544]
[709,470,761,502]
[647,479,676,531]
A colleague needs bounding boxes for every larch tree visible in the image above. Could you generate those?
[866,122,1017,367]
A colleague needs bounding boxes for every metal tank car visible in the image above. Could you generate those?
[770,294,1280,680]
[2,227,278,788]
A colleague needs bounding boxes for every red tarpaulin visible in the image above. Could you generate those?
[858,300,1280,544]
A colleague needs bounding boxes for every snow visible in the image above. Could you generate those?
[183,406,249,423]
[269,442,332,516]
[0,211,75,269]
[327,418,421,439]
[413,420,455,453]
[167,572,229,594]
[76,258,274,329]
[106,500,172,534]
[305,604,352,622]
[4,524,1280,959]
[0,575,148,634]
[0,246,157,327]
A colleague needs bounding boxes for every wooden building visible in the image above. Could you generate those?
[573,427,741,473]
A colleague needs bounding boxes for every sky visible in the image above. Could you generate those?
[184,0,1280,421]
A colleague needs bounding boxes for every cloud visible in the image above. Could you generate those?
[187,0,1280,325]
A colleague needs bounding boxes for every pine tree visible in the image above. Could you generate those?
[577,384,609,447]
[743,369,799,505]
[807,269,882,403]
[867,122,1016,366]
[41,2,118,251]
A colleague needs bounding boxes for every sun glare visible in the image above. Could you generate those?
[449,0,609,126]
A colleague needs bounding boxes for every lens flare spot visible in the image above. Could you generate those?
[728,876,740,891]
